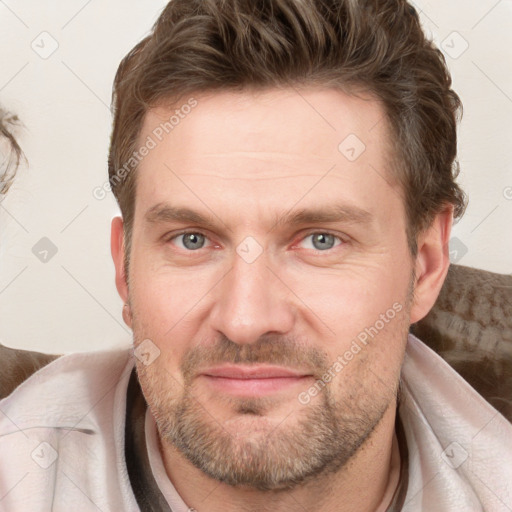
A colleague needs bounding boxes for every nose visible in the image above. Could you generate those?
[209,252,295,345]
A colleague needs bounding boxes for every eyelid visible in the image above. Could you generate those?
[163,229,347,252]
[164,229,213,248]
[293,230,346,251]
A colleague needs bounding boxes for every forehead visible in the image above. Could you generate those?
[134,88,402,226]
[141,88,390,164]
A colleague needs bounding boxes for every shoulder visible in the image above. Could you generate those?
[0,347,138,511]
[413,264,512,421]
[0,346,134,432]
[0,343,59,399]
[401,334,512,508]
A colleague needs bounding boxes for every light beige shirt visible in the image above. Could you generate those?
[0,334,511,511]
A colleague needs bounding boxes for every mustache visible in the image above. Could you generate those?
[180,333,329,382]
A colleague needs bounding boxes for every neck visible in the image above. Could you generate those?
[159,401,401,512]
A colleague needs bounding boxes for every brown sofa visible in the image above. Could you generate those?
[411,264,512,421]
[1,264,511,422]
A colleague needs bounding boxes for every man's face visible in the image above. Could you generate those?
[125,88,414,490]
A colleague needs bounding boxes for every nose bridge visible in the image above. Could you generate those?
[210,249,293,344]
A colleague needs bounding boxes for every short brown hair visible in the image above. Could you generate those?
[109,0,466,265]
[0,107,23,197]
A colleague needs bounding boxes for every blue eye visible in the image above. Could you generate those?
[300,233,341,251]
[173,233,208,250]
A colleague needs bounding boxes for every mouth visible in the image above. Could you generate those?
[199,364,313,397]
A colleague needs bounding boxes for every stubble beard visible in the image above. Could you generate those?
[134,330,405,491]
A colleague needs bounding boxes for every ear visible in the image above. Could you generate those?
[410,206,453,323]
[111,216,131,327]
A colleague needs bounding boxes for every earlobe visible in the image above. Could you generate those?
[410,207,454,323]
[111,216,131,326]
[122,303,133,327]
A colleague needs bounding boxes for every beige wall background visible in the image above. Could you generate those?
[0,0,511,354]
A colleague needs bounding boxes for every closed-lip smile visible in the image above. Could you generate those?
[199,364,312,396]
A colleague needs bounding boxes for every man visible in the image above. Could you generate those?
[0,1,511,511]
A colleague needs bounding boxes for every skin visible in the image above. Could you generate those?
[111,88,452,512]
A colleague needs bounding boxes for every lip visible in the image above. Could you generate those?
[201,364,308,379]
[199,365,312,397]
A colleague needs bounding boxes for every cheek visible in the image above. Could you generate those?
[130,257,212,325]
[282,260,411,390]
[285,261,412,343]
[129,269,194,365]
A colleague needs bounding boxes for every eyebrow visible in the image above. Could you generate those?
[144,202,373,231]
[145,204,219,231]
[277,205,373,227]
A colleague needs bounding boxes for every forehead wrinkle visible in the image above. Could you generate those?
[168,151,333,159]
[177,172,334,182]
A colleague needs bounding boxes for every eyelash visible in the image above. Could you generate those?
[163,229,209,246]
[165,230,346,253]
